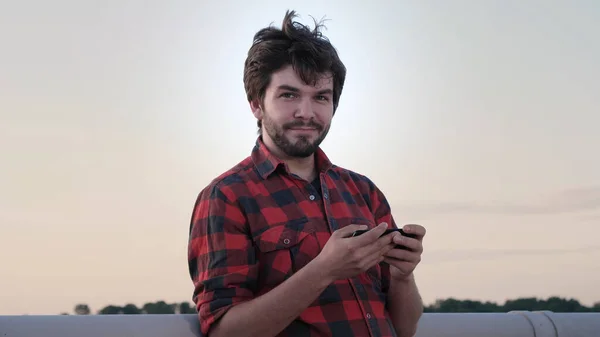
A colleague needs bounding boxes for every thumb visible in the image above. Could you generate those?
[334,224,369,238]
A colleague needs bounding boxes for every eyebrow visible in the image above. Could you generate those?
[277,85,333,95]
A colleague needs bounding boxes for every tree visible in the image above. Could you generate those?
[178,302,196,314]
[74,304,90,315]
[425,298,502,313]
[122,303,142,315]
[142,301,176,314]
[503,297,541,311]
[98,305,123,315]
[544,296,586,312]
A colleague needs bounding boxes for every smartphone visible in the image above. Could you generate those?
[350,228,417,250]
[350,228,417,239]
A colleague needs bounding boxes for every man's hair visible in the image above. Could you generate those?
[243,10,347,129]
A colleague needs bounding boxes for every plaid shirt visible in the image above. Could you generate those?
[188,137,400,337]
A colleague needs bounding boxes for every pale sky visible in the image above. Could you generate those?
[1,1,599,315]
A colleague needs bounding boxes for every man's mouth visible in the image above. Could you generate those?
[288,128,319,134]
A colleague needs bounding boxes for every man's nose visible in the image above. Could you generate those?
[294,98,315,119]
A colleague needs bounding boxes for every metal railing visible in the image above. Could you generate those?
[1,311,599,336]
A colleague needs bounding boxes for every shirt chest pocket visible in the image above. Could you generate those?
[253,219,320,286]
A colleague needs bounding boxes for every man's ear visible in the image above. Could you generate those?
[249,99,262,120]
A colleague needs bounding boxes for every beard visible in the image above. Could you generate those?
[262,114,330,158]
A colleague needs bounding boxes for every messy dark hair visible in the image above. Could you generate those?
[243,10,347,130]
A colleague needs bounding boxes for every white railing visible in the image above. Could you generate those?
[1,311,599,336]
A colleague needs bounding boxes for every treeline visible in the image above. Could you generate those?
[63,301,196,315]
[424,296,600,313]
[64,296,600,315]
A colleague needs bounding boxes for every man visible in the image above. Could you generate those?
[188,10,426,337]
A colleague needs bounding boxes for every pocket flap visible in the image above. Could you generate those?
[254,219,316,252]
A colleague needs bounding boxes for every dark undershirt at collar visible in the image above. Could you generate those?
[310,176,322,197]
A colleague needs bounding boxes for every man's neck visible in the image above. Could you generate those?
[286,156,317,182]
[262,136,317,182]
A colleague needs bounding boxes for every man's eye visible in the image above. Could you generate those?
[281,93,296,98]
[316,95,329,101]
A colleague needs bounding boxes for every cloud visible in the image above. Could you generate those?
[401,186,600,216]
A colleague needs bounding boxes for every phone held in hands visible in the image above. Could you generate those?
[350,228,417,239]
[350,228,417,249]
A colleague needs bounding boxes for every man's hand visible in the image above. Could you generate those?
[313,222,396,283]
[384,224,426,281]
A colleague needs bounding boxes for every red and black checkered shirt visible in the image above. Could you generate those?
[188,137,400,337]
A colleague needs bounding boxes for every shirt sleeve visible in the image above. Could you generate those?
[188,183,258,336]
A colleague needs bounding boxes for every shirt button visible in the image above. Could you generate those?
[309,195,315,200]
[283,238,290,245]
[366,313,372,319]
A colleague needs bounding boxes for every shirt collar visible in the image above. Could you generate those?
[251,136,333,179]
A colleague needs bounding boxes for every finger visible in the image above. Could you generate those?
[334,224,369,238]
[383,257,414,274]
[384,248,421,263]
[361,251,386,272]
[402,224,426,240]
[392,234,423,253]
[364,235,395,257]
[350,222,389,247]
[356,240,393,263]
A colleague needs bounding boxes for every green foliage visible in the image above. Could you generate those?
[424,296,600,313]
[98,305,124,315]
[142,301,177,314]
[80,301,198,315]
[73,304,91,315]
[71,297,600,315]
[122,303,142,315]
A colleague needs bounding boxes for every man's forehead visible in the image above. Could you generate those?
[271,66,334,91]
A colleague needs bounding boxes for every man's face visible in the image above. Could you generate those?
[253,65,335,158]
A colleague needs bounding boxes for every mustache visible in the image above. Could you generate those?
[283,120,323,130]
